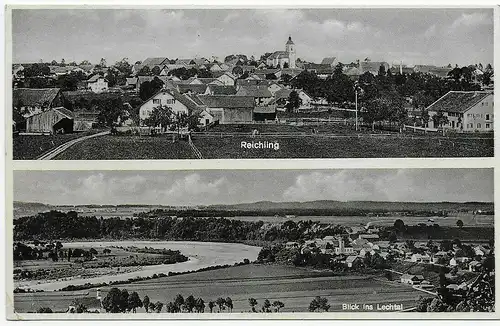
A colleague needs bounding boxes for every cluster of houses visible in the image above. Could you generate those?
[284,224,492,291]
[12,35,495,133]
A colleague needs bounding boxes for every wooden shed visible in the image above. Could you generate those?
[26,107,74,134]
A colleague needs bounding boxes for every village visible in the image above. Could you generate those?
[12,35,495,139]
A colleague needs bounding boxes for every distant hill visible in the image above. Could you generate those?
[206,200,494,212]
[13,201,54,219]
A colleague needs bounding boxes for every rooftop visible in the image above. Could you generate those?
[427,91,493,113]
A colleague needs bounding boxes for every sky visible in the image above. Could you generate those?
[13,169,493,206]
[11,8,493,66]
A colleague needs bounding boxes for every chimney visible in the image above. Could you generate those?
[400,60,403,75]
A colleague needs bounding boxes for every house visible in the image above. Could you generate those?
[359,61,390,75]
[450,257,471,267]
[216,72,237,86]
[86,75,108,93]
[345,255,362,268]
[204,85,237,96]
[426,91,494,131]
[138,89,203,125]
[469,261,482,272]
[13,88,65,118]
[26,107,74,134]
[140,57,170,71]
[321,57,337,67]
[198,109,215,127]
[197,95,254,124]
[474,245,490,256]
[236,85,273,106]
[400,274,425,285]
[176,83,208,95]
[410,253,431,263]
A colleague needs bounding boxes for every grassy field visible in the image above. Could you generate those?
[54,135,196,160]
[12,130,102,160]
[14,264,428,313]
[192,134,493,158]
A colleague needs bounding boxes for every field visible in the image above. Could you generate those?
[12,130,102,160]
[15,241,261,291]
[192,134,493,158]
[54,135,196,160]
[13,264,428,313]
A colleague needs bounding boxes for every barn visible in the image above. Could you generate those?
[26,107,75,134]
[198,96,254,124]
[13,88,65,118]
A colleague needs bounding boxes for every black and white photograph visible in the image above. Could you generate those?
[10,169,495,316]
[9,7,494,160]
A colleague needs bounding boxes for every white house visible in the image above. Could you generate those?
[87,75,108,93]
[426,91,494,131]
[216,72,237,86]
[400,274,425,285]
[138,89,201,126]
[410,253,431,263]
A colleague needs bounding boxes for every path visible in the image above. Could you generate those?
[37,131,110,160]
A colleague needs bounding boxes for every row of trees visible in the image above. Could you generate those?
[14,210,344,243]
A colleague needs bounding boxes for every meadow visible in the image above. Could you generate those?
[14,264,427,313]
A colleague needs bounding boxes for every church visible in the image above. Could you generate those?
[266,36,296,69]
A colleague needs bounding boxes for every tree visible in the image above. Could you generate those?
[394,219,405,232]
[97,97,126,127]
[378,64,386,76]
[215,297,226,312]
[138,66,151,76]
[208,301,215,313]
[308,296,330,312]
[154,301,163,313]
[143,106,173,130]
[89,248,98,257]
[152,66,161,76]
[261,299,271,312]
[286,90,302,113]
[432,111,449,128]
[481,70,493,86]
[195,298,205,313]
[102,287,124,313]
[128,291,142,313]
[184,295,197,312]
[51,60,58,65]
[174,294,184,311]
[139,77,164,101]
[60,58,66,67]
[248,298,258,312]
[225,297,233,312]
[166,302,176,313]
[103,248,111,255]
[272,300,285,312]
[100,58,107,68]
[456,220,464,229]
[143,295,150,313]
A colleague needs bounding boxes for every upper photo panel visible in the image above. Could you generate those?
[10,8,494,160]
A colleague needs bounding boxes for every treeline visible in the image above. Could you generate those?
[13,210,344,242]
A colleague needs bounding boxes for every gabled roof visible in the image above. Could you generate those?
[207,85,237,95]
[426,91,493,113]
[321,57,337,65]
[275,88,292,99]
[13,88,61,107]
[236,85,272,98]
[346,255,359,263]
[52,107,75,119]
[267,51,288,60]
[198,95,254,108]
[176,83,208,94]
[196,78,218,85]
[142,57,169,68]
[87,74,105,83]
[176,59,194,65]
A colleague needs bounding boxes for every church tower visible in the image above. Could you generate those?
[285,36,296,68]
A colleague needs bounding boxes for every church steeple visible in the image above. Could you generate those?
[286,35,294,45]
[285,35,296,69]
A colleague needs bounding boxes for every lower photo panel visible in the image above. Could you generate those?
[10,169,495,316]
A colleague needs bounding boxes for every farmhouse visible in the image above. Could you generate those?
[345,255,362,268]
[426,91,494,131]
[13,88,65,118]
[236,85,273,106]
[216,72,237,86]
[26,107,74,134]
[176,83,208,95]
[198,95,254,124]
[400,274,425,285]
[138,89,202,124]
[86,75,108,93]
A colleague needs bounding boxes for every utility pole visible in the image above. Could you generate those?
[355,87,358,131]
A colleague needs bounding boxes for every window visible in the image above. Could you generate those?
[477,123,481,128]
[486,123,491,129]
[486,114,490,121]
[152,99,161,105]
